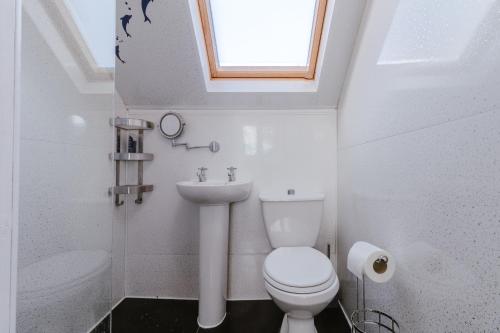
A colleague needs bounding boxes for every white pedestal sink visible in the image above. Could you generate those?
[176,179,252,328]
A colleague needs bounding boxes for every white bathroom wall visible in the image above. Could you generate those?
[124,109,337,299]
[0,0,18,331]
[338,0,500,331]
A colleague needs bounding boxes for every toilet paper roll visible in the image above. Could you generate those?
[347,241,395,283]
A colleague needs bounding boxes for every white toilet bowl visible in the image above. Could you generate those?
[260,191,338,333]
[263,247,339,333]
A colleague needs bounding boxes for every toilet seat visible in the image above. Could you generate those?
[264,270,336,294]
[263,247,336,294]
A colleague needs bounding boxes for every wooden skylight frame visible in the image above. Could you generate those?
[197,0,328,80]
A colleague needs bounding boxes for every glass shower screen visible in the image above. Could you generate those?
[16,0,120,332]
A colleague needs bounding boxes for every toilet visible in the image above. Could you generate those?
[260,192,339,333]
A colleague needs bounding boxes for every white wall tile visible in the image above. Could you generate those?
[227,254,269,300]
[339,110,500,332]
[338,0,500,149]
[126,254,199,298]
[126,254,271,301]
[112,205,126,306]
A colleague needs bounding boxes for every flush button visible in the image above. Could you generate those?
[287,189,295,195]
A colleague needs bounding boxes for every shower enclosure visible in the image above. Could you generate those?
[11,0,123,332]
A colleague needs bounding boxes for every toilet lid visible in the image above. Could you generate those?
[264,247,333,288]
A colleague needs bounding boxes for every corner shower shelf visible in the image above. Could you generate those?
[110,152,154,161]
[110,117,154,206]
[111,117,154,130]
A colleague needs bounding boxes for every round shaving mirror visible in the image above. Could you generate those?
[160,112,185,139]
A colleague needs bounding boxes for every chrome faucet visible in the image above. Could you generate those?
[197,167,207,182]
[227,167,237,182]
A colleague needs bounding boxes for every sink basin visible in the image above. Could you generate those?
[176,178,252,328]
[176,180,252,205]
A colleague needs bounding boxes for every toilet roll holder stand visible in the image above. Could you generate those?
[350,256,400,333]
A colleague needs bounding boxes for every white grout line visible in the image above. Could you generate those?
[338,106,500,151]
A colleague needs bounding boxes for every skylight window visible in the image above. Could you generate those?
[198,0,327,79]
[64,0,116,69]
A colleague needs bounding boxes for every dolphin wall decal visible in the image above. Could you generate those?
[115,45,126,64]
[142,0,153,23]
[120,14,133,37]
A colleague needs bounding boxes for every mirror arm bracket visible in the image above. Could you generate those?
[160,112,220,153]
[171,139,220,153]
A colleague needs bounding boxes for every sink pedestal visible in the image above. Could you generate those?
[176,179,252,328]
[198,204,229,328]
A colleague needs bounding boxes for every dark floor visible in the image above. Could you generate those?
[91,315,110,333]
[109,298,350,333]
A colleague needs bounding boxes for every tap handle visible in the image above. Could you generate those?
[197,167,207,177]
[197,167,207,182]
[227,166,237,181]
